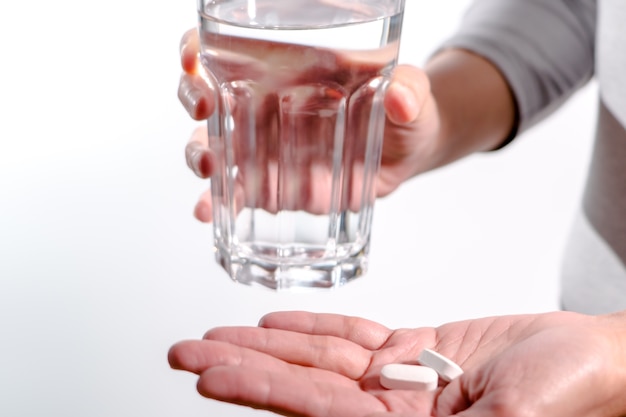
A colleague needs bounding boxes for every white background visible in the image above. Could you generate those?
[0,1,598,416]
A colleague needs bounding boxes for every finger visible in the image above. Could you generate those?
[370,388,436,416]
[194,189,213,223]
[366,409,432,417]
[197,366,386,417]
[384,65,431,125]
[180,28,200,74]
[178,73,215,120]
[185,126,213,177]
[194,176,245,223]
[203,326,374,380]
[433,376,478,417]
[365,413,430,417]
[259,311,393,351]
[168,339,355,389]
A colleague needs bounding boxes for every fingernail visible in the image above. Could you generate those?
[184,88,202,113]
[387,82,419,124]
[395,82,418,109]
[188,147,204,176]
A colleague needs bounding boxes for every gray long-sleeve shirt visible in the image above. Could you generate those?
[442,0,626,314]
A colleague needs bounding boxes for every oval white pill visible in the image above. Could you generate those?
[418,348,464,382]
[379,364,439,391]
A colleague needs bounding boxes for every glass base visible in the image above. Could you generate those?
[214,247,368,291]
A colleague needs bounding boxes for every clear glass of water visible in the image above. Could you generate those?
[198,0,405,290]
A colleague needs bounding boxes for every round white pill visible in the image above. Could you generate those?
[418,348,464,382]
[379,364,439,391]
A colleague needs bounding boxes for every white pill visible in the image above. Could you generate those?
[418,348,464,382]
[379,363,439,391]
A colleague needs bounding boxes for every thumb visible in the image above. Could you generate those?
[384,64,431,125]
[434,376,497,417]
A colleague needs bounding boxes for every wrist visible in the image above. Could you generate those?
[425,48,517,161]
[597,311,626,416]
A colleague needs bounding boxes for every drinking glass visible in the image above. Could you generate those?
[197,0,405,290]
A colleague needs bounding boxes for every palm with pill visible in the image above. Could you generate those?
[168,310,625,417]
[179,28,441,221]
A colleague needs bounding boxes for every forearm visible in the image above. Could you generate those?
[424,48,517,169]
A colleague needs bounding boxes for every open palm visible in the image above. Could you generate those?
[168,310,623,417]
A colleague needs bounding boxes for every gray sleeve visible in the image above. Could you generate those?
[439,0,596,135]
